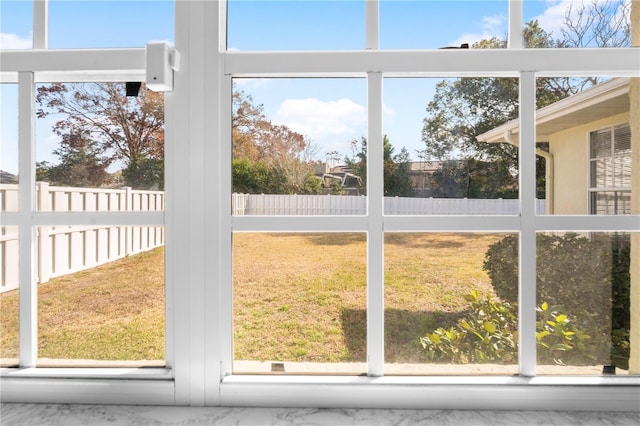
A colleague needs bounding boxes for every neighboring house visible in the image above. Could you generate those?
[477,77,632,217]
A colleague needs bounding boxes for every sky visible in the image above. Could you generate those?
[0,0,614,174]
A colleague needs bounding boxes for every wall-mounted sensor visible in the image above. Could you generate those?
[146,43,180,92]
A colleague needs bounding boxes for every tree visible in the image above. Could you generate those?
[345,135,415,197]
[430,159,518,199]
[36,82,164,189]
[36,127,112,187]
[421,4,630,196]
[232,89,318,194]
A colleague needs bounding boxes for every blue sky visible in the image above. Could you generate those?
[0,1,587,174]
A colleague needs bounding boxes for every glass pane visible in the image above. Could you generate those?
[232,78,367,216]
[591,191,631,215]
[48,1,174,49]
[591,129,611,158]
[0,0,32,49]
[523,0,631,48]
[529,76,633,215]
[614,124,632,154]
[37,233,165,366]
[381,1,508,49]
[389,78,520,215]
[1,84,19,212]
[36,82,165,201]
[384,233,518,375]
[233,233,367,374]
[0,227,19,366]
[227,0,364,51]
[536,232,634,375]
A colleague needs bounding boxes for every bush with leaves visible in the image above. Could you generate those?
[421,291,592,365]
[482,233,617,365]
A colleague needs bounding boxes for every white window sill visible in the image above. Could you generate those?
[0,367,173,380]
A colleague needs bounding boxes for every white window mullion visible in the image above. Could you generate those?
[365,0,379,50]
[508,0,523,49]
[33,0,48,49]
[367,72,384,376]
[204,0,227,404]
[519,71,537,377]
[217,69,233,382]
[17,72,37,367]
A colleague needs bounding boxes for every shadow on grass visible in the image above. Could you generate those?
[340,308,463,363]
[268,233,367,246]
[384,233,505,250]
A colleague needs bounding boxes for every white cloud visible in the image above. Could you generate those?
[448,13,506,47]
[0,33,32,49]
[273,98,367,141]
[533,0,574,38]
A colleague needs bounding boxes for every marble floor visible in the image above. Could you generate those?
[1,404,639,426]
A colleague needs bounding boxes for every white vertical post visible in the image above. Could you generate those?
[37,182,51,283]
[33,0,48,49]
[205,0,227,404]
[367,72,384,376]
[124,186,132,256]
[365,0,379,50]
[508,0,523,49]
[519,71,537,376]
[170,0,221,406]
[218,74,233,380]
[18,72,37,367]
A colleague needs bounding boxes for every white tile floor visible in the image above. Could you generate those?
[2,404,640,426]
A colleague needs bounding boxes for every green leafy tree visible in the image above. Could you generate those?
[430,158,518,199]
[232,158,288,194]
[345,135,414,197]
[421,8,630,196]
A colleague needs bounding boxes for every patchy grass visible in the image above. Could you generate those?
[0,247,165,361]
[233,233,506,364]
[1,234,505,364]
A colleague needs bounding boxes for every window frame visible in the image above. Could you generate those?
[1,0,640,409]
[589,123,632,215]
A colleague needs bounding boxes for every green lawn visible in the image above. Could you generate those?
[0,233,505,363]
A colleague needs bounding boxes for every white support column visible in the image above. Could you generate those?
[519,71,537,377]
[169,0,220,406]
[33,0,48,49]
[367,72,384,376]
[508,0,523,49]
[18,72,37,367]
[365,0,379,50]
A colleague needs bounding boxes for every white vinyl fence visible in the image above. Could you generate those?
[232,193,546,216]
[1,183,164,293]
[1,188,545,293]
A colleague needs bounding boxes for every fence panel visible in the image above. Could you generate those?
[0,183,164,293]
[232,193,546,216]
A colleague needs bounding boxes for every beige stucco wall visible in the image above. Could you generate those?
[548,112,630,215]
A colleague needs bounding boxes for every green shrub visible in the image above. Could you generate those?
[482,233,624,366]
[420,291,592,365]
